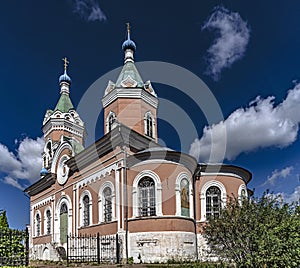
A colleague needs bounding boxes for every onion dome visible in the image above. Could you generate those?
[122,23,136,52]
[59,70,72,84]
[40,167,49,176]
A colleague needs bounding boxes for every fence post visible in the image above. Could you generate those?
[116,233,120,264]
[66,234,69,266]
[97,233,100,264]
[25,227,29,266]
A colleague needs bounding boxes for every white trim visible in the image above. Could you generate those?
[175,172,193,218]
[132,170,162,217]
[201,172,243,181]
[200,180,226,222]
[76,163,117,188]
[102,88,158,109]
[50,142,73,174]
[32,196,52,210]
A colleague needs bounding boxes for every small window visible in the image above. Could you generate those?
[138,177,156,216]
[36,213,41,236]
[46,210,51,235]
[206,186,221,219]
[103,187,112,222]
[108,113,116,132]
[83,195,90,226]
[145,114,153,137]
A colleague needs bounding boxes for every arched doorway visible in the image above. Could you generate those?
[60,203,68,244]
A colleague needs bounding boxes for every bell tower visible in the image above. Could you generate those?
[40,58,86,174]
[102,24,158,142]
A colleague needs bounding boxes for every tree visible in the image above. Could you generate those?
[0,210,9,229]
[203,192,300,268]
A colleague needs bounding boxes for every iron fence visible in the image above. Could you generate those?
[67,233,121,264]
[0,228,29,266]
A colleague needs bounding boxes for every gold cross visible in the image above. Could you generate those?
[126,22,130,34]
[62,57,69,72]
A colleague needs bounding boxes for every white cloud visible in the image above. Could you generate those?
[0,137,44,190]
[189,83,300,162]
[71,0,107,22]
[284,186,300,203]
[263,166,293,186]
[202,6,250,81]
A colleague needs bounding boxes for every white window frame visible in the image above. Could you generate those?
[79,190,92,227]
[175,172,193,218]
[144,111,155,139]
[238,184,248,204]
[200,180,226,222]
[106,111,116,133]
[44,207,52,235]
[132,170,162,218]
[35,210,41,237]
[98,181,115,223]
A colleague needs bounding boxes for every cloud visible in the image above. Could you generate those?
[202,6,250,81]
[284,186,300,203]
[189,83,300,162]
[71,0,107,22]
[263,166,293,186]
[0,137,44,190]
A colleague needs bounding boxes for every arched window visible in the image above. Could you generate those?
[103,187,112,222]
[83,195,90,226]
[180,179,190,217]
[206,186,221,219]
[145,113,153,138]
[46,210,51,235]
[36,213,41,236]
[107,112,116,132]
[138,177,156,216]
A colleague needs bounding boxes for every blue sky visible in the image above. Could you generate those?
[0,0,299,229]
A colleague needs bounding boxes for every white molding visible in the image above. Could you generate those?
[32,196,53,210]
[76,163,117,188]
[201,172,243,180]
[102,88,158,109]
[200,180,226,222]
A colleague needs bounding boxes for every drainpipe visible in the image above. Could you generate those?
[123,145,129,264]
[193,166,201,261]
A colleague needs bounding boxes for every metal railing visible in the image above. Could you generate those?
[67,233,121,264]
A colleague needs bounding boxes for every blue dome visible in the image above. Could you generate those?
[59,71,72,84]
[40,167,49,176]
[122,34,136,52]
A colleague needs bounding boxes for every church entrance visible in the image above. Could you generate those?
[60,203,68,244]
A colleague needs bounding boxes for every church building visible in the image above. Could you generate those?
[25,26,251,263]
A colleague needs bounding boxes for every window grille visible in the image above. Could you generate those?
[138,177,156,216]
[83,195,90,226]
[206,186,221,219]
[103,187,112,222]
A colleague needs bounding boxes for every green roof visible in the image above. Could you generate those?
[115,61,144,87]
[54,93,74,113]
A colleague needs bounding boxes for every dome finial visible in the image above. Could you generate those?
[62,57,69,73]
[59,56,72,85]
[122,23,136,53]
[126,22,131,36]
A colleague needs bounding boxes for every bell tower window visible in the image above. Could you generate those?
[106,111,116,133]
[144,112,154,138]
